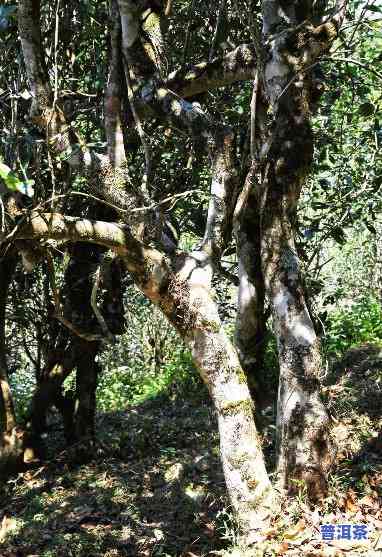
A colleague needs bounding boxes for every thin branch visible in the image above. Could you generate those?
[53,0,61,107]
[35,188,203,215]
[250,73,259,161]
[329,56,382,80]
[183,0,197,65]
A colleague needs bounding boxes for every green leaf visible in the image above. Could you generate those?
[0,161,22,190]
[366,5,382,13]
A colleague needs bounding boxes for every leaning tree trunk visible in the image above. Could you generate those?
[235,166,270,412]
[257,0,345,500]
[184,259,275,537]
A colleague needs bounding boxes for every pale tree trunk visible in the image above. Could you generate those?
[173,253,276,538]
[258,0,346,499]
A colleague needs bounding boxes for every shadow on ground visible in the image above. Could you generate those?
[0,389,230,557]
[324,343,382,504]
[1,343,381,556]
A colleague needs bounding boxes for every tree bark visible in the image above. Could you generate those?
[172,253,276,537]
[258,0,346,499]
[73,340,100,441]
[0,254,17,433]
[235,167,269,409]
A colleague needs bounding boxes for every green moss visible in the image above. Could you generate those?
[235,367,248,384]
[199,318,220,333]
[221,399,253,418]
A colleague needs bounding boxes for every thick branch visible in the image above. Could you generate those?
[11,212,171,302]
[166,44,257,98]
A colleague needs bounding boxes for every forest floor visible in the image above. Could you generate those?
[0,343,381,557]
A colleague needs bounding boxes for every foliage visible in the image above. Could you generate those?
[324,296,382,358]
[97,344,201,412]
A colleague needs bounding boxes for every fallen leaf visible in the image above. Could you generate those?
[263,527,279,538]
[374,532,382,550]
[328,539,369,551]
[344,491,357,514]
[277,541,289,554]
[284,519,306,540]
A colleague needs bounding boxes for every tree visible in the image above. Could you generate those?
[0,0,350,543]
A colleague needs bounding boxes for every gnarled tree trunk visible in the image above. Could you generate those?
[174,253,276,537]
[257,0,345,499]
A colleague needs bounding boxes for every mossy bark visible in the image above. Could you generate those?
[258,0,345,500]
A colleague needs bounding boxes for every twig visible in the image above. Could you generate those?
[165,0,172,16]
[0,196,4,233]
[183,0,197,65]
[53,0,61,107]
[250,73,259,161]
[36,188,203,215]
[47,0,61,213]
[328,57,382,80]
[276,61,320,102]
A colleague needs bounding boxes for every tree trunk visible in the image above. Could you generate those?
[261,202,335,500]
[0,255,17,433]
[374,221,382,305]
[0,254,41,472]
[258,0,344,499]
[73,340,99,441]
[28,351,76,438]
[157,253,277,539]
[235,167,270,411]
